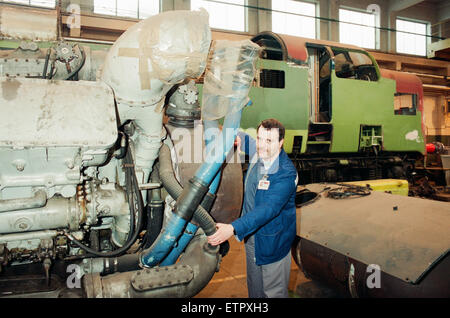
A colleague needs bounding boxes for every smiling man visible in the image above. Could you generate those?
[207,118,298,298]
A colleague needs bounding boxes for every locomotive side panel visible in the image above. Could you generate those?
[242,59,310,154]
[331,71,424,153]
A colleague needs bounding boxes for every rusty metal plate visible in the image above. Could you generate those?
[297,183,450,283]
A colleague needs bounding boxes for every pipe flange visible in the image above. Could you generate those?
[83,182,98,226]
[165,81,201,127]
[55,42,77,63]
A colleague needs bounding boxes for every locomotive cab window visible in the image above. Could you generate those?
[394,93,417,115]
[332,49,378,81]
[251,35,284,61]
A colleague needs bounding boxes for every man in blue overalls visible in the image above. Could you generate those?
[208,118,298,298]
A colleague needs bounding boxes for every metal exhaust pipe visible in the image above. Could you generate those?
[82,230,220,298]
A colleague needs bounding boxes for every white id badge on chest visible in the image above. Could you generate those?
[258,176,270,190]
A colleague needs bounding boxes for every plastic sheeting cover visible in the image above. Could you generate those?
[147,9,211,84]
[100,9,211,106]
[201,40,260,121]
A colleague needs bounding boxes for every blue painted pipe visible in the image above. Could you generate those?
[159,222,198,266]
[139,39,258,268]
[140,213,187,267]
[159,119,223,266]
[203,119,223,195]
[194,110,242,185]
[140,110,242,267]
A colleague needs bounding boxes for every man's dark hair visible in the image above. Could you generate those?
[257,118,285,141]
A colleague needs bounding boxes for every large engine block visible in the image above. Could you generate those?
[0,77,130,266]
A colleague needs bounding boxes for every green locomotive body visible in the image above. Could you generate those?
[242,32,425,184]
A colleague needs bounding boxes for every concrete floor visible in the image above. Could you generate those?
[194,237,311,298]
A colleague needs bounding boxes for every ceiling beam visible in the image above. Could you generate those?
[388,0,426,12]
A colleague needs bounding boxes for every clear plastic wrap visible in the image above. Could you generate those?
[201,39,260,121]
[145,8,212,84]
[101,9,211,106]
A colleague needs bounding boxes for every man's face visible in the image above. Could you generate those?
[256,127,283,161]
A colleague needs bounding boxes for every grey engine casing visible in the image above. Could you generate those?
[0,76,128,261]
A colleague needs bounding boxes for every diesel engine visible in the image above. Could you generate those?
[0,9,259,298]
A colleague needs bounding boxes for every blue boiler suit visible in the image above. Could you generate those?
[231,132,297,297]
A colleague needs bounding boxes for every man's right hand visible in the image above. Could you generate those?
[207,223,235,246]
[234,135,241,152]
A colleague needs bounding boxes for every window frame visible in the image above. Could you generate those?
[271,0,318,39]
[1,0,55,9]
[338,6,379,50]
[330,47,379,82]
[395,17,429,56]
[394,93,418,116]
[93,0,160,20]
[190,0,247,32]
